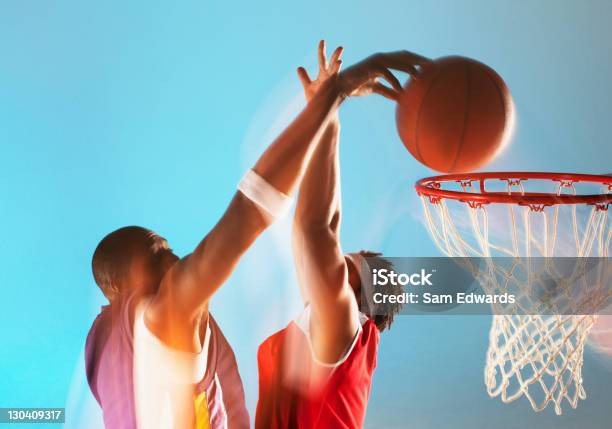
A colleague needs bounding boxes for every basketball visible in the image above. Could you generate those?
[396,56,513,173]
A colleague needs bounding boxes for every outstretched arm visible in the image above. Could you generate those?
[147,44,344,351]
[292,46,430,362]
[292,116,355,364]
[148,42,427,352]
[291,45,356,363]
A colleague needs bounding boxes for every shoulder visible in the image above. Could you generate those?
[359,318,380,345]
[85,295,139,357]
[258,323,295,359]
[353,318,379,370]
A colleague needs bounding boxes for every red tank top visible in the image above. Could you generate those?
[255,316,379,429]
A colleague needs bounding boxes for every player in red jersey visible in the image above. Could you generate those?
[255,42,430,429]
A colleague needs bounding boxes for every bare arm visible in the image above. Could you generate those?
[292,117,357,364]
[147,63,343,351]
[292,45,431,362]
[291,45,356,362]
[147,42,429,352]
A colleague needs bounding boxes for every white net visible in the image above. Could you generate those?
[419,175,611,415]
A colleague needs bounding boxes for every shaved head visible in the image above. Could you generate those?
[92,226,174,302]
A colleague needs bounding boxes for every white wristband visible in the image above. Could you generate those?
[238,169,293,219]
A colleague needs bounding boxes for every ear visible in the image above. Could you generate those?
[109,279,125,299]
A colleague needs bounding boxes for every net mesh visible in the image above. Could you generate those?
[419,176,611,415]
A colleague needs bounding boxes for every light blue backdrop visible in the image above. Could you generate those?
[1,1,611,428]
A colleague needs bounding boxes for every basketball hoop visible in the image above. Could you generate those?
[416,172,612,415]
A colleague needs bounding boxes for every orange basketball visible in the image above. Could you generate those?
[396,56,513,173]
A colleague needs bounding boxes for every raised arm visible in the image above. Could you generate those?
[292,115,355,364]
[292,46,430,362]
[147,42,428,351]
[291,45,356,363]
[146,48,343,350]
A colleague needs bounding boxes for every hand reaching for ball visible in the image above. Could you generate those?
[297,40,431,103]
[338,50,431,101]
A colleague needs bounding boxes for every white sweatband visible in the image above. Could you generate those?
[238,169,293,219]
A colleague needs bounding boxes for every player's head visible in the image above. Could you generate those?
[345,250,402,331]
[92,226,178,303]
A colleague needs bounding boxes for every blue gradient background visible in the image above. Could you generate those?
[1,1,611,427]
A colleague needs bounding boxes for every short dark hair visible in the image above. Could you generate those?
[91,226,157,302]
[357,250,402,332]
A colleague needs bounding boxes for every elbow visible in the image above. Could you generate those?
[293,220,339,256]
[293,213,334,237]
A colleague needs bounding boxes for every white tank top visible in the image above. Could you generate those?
[132,297,210,429]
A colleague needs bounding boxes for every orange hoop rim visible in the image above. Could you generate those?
[416,172,612,208]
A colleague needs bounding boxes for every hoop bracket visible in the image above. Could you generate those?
[553,179,576,188]
[466,201,487,209]
[505,178,523,187]
[521,204,551,212]
[457,179,475,188]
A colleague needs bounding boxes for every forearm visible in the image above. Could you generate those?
[252,78,341,197]
[294,118,341,231]
[153,81,342,323]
